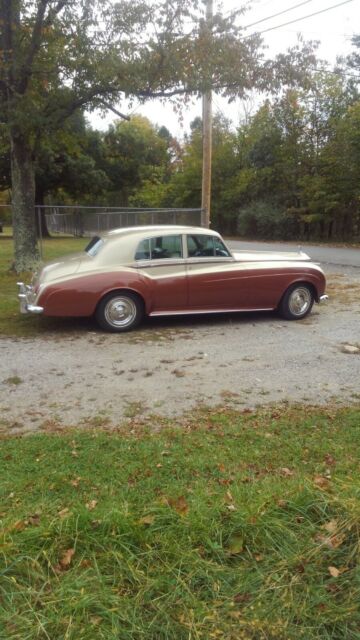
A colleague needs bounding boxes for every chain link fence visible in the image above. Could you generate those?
[43,206,202,237]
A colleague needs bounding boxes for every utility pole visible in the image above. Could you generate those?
[201,0,213,229]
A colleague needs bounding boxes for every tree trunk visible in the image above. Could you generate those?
[10,129,39,272]
[35,185,51,238]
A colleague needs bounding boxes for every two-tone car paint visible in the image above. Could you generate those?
[18,225,327,328]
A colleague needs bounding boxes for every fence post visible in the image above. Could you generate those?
[37,207,43,260]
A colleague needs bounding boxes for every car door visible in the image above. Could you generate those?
[186,233,268,310]
[134,234,188,312]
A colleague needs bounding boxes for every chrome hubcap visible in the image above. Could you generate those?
[288,287,312,316]
[104,297,137,328]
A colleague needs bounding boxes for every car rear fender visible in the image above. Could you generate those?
[38,271,150,317]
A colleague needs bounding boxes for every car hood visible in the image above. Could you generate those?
[35,252,92,285]
[232,250,311,262]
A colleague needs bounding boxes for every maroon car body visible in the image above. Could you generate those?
[18,225,327,331]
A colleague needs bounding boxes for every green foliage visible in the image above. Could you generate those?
[162,74,360,240]
[237,200,298,240]
[102,116,172,206]
[1,406,360,638]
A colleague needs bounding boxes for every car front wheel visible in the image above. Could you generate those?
[279,284,314,320]
[95,292,144,332]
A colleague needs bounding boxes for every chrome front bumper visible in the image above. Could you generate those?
[17,282,44,315]
[319,294,329,303]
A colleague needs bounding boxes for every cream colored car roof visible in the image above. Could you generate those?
[95,225,223,266]
[104,225,221,240]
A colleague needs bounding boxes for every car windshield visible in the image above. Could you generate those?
[85,236,104,257]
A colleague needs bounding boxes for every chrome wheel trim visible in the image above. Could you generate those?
[288,287,312,317]
[104,296,137,328]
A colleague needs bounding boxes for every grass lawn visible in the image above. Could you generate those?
[0,230,87,337]
[1,406,360,639]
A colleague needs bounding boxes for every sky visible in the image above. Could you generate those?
[89,0,360,137]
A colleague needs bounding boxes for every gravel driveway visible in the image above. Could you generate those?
[1,263,359,434]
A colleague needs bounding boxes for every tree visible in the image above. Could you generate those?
[0,0,317,270]
[101,116,171,206]
[0,112,109,235]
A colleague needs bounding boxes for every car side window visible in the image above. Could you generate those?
[135,238,151,260]
[187,235,231,258]
[135,235,183,260]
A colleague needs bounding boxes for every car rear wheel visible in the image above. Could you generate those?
[279,284,314,320]
[95,292,144,332]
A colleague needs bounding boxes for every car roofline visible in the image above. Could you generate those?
[103,225,221,240]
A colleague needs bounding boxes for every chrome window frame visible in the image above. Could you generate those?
[134,233,185,267]
[184,233,234,263]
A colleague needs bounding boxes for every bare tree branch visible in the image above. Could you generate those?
[95,99,131,120]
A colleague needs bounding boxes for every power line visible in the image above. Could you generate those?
[244,0,316,29]
[254,0,355,35]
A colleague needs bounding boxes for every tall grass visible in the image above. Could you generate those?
[1,406,360,639]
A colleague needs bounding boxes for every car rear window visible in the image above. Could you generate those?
[135,235,183,260]
[85,236,104,257]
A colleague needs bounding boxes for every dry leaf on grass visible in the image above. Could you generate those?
[138,514,155,526]
[313,475,331,490]
[280,467,294,477]
[85,500,98,511]
[323,520,338,533]
[59,548,75,569]
[168,495,189,516]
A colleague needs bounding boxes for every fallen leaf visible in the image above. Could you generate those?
[328,566,340,578]
[80,559,92,568]
[314,475,330,490]
[323,520,338,534]
[233,592,251,603]
[225,490,234,503]
[70,477,81,488]
[169,496,189,517]
[58,507,70,518]
[85,500,97,511]
[138,514,155,526]
[27,514,40,526]
[218,478,232,486]
[226,504,236,511]
[315,533,344,549]
[59,548,75,569]
[90,616,102,626]
[324,453,336,466]
[280,467,294,477]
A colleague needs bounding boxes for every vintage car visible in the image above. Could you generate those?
[17,225,327,332]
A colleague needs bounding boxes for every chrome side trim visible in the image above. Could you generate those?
[149,307,274,317]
